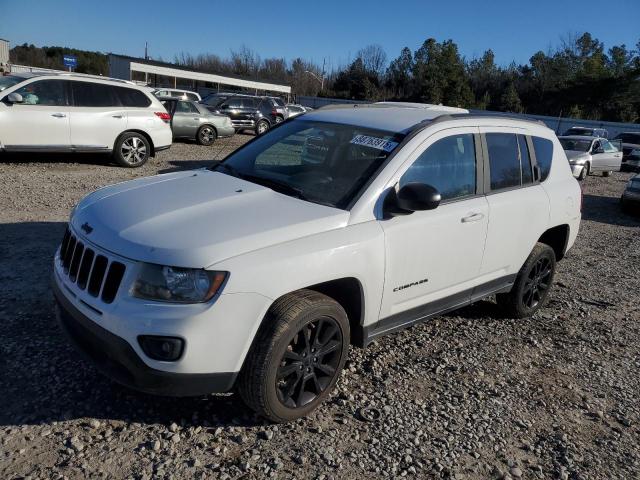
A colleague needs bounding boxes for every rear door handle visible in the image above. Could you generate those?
[461,212,485,223]
[112,115,123,119]
[51,113,66,118]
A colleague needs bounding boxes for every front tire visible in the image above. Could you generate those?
[496,243,556,318]
[113,132,150,168]
[196,125,217,146]
[577,164,588,181]
[255,120,270,136]
[238,290,350,423]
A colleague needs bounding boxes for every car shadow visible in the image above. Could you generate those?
[0,221,265,429]
[581,193,640,227]
[1,151,117,167]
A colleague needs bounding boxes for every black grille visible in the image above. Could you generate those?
[58,227,126,304]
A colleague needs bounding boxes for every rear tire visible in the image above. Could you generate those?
[196,125,217,146]
[496,243,556,318]
[113,132,150,168]
[238,290,349,423]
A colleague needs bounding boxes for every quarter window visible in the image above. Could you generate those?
[400,134,476,201]
[486,133,521,190]
[115,87,151,107]
[531,136,553,182]
[13,80,67,106]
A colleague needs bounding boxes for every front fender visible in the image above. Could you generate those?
[211,221,386,330]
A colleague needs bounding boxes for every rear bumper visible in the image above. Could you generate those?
[53,278,237,396]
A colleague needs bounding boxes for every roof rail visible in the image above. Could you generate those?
[55,72,138,85]
[430,112,547,127]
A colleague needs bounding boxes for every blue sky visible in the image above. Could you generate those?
[1,0,639,70]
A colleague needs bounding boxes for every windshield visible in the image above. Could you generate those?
[559,138,592,152]
[614,133,640,144]
[211,120,405,209]
[0,75,26,92]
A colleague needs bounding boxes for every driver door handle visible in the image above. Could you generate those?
[51,113,66,118]
[461,212,485,223]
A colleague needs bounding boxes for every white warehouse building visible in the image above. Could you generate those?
[108,54,291,98]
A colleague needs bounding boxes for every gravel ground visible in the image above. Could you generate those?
[0,137,639,480]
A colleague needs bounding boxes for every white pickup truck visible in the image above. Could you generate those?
[53,103,582,422]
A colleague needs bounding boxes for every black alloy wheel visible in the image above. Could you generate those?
[521,256,553,309]
[276,316,342,408]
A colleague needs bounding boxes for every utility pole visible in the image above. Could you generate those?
[144,42,148,60]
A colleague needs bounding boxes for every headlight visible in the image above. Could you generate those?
[131,263,227,303]
[631,148,640,157]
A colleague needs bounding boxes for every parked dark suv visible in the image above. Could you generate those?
[200,94,282,135]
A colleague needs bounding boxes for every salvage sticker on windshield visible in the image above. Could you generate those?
[350,134,399,152]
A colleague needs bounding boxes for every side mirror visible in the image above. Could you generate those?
[6,92,23,104]
[384,182,441,218]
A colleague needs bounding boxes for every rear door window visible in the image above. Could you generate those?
[176,101,199,113]
[518,134,533,184]
[72,81,119,107]
[486,133,521,190]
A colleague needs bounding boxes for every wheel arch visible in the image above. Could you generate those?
[260,277,366,349]
[115,129,156,157]
[537,224,570,261]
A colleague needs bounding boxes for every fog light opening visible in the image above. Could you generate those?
[138,336,184,362]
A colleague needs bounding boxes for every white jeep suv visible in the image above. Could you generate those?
[53,103,581,422]
[0,73,172,167]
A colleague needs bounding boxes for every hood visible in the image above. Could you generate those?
[71,170,349,268]
[564,150,591,162]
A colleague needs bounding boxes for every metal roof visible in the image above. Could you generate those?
[303,103,469,133]
[109,54,291,94]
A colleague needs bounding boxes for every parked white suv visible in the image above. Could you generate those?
[0,73,172,167]
[53,103,581,422]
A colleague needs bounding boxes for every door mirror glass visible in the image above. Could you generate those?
[7,92,23,103]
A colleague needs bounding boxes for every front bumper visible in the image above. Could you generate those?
[622,190,640,208]
[217,125,236,138]
[570,164,585,178]
[53,278,237,396]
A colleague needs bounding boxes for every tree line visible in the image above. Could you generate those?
[9,32,640,123]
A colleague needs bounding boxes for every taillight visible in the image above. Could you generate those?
[271,108,278,117]
[155,112,171,123]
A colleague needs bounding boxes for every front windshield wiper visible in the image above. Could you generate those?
[212,163,309,201]
[240,173,309,201]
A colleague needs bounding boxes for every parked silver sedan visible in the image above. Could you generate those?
[159,97,235,145]
[558,135,622,180]
[286,104,313,118]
